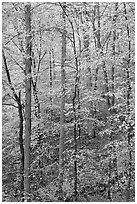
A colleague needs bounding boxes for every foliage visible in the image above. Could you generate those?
[2,2,135,202]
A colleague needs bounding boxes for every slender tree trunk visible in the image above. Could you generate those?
[24,3,32,201]
[95,3,110,111]
[93,66,99,138]
[102,62,111,202]
[77,89,81,144]
[49,51,53,118]
[108,157,112,201]
[107,4,119,200]
[72,91,78,201]
[32,84,40,120]
[72,39,78,202]
[93,4,112,199]
[102,60,112,202]
[83,12,94,138]
[32,51,42,184]
[58,3,66,201]
[123,3,132,201]
[72,26,81,145]
[111,2,119,193]
[92,5,97,48]
[112,3,118,106]
[71,16,81,201]
[2,50,25,201]
[18,91,24,201]
[96,3,101,49]
[92,3,102,138]
[102,61,111,109]
[51,48,56,80]
[96,3,111,200]
[32,81,42,184]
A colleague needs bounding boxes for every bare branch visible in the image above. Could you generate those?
[2,49,19,102]
[5,32,23,45]
[2,103,18,108]
[7,51,25,74]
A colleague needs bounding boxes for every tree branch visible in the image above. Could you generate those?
[2,103,18,108]
[2,49,19,102]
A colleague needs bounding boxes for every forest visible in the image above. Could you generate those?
[2,2,135,202]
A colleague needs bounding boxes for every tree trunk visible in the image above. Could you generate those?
[123,3,132,201]
[93,3,102,138]
[49,50,53,118]
[108,158,112,201]
[102,61,111,109]
[18,91,24,201]
[112,2,118,106]
[32,81,42,184]
[72,92,78,201]
[72,31,78,202]
[58,3,66,201]
[83,12,93,138]
[32,50,42,185]
[96,3,101,49]
[2,50,25,201]
[24,3,32,201]
[72,24,81,145]
[111,2,119,193]
[51,48,56,80]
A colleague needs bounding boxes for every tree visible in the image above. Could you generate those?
[24,3,32,201]
[123,2,133,201]
[2,50,24,200]
[2,2,135,202]
[58,3,66,201]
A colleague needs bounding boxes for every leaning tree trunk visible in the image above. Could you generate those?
[58,3,66,201]
[24,3,32,201]
[2,50,25,200]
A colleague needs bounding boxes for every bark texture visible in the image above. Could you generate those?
[24,3,32,201]
[123,3,132,201]
[58,3,66,201]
